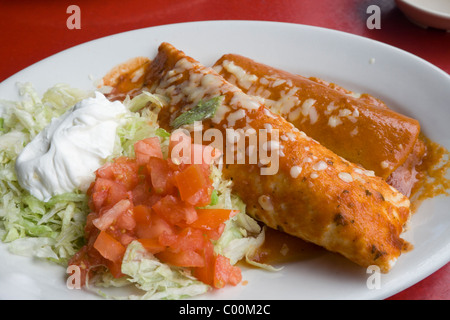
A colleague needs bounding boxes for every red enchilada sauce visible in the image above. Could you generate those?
[101,56,151,101]
[409,136,450,212]
[250,227,325,265]
[101,57,450,265]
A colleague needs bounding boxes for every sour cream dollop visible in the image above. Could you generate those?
[15,91,128,202]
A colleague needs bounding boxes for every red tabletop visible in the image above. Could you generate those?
[0,0,449,300]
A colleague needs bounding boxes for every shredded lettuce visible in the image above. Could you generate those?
[91,241,210,300]
[0,83,91,263]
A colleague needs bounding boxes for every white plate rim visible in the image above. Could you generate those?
[397,0,450,19]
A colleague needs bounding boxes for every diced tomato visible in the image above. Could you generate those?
[145,193,164,208]
[95,163,115,180]
[103,181,128,207]
[135,210,176,240]
[191,209,237,241]
[156,249,205,268]
[193,246,242,289]
[213,255,242,288]
[138,238,166,254]
[149,213,177,238]
[95,158,139,190]
[193,240,215,286]
[131,181,164,208]
[93,199,133,231]
[71,133,242,290]
[116,207,136,231]
[152,195,198,226]
[191,209,237,231]
[175,164,212,207]
[206,224,226,241]
[91,186,108,211]
[93,231,126,263]
[84,212,99,238]
[91,178,129,210]
[130,181,152,206]
[158,230,178,247]
[147,157,176,195]
[163,227,206,253]
[105,224,135,246]
[109,157,139,190]
[134,137,164,165]
[119,233,136,246]
[105,259,124,278]
[133,205,152,225]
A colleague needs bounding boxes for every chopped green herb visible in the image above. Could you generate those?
[170,96,224,129]
[209,189,219,206]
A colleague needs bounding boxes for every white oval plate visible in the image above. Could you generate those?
[1,21,449,300]
[396,0,450,30]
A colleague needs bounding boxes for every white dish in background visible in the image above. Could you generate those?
[0,21,449,300]
[396,0,450,30]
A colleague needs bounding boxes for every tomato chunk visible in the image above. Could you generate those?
[193,240,215,286]
[116,206,136,230]
[134,137,163,165]
[119,233,136,246]
[164,227,206,253]
[135,210,176,240]
[131,181,153,206]
[156,249,205,268]
[213,255,242,289]
[95,163,115,180]
[191,209,237,240]
[91,178,128,210]
[93,199,133,231]
[94,231,126,263]
[110,157,139,190]
[152,195,198,226]
[133,205,152,225]
[138,238,166,254]
[105,259,124,278]
[190,209,237,231]
[147,157,176,195]
[175,164,212,207]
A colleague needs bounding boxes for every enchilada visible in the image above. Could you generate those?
[138,42,411,273]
